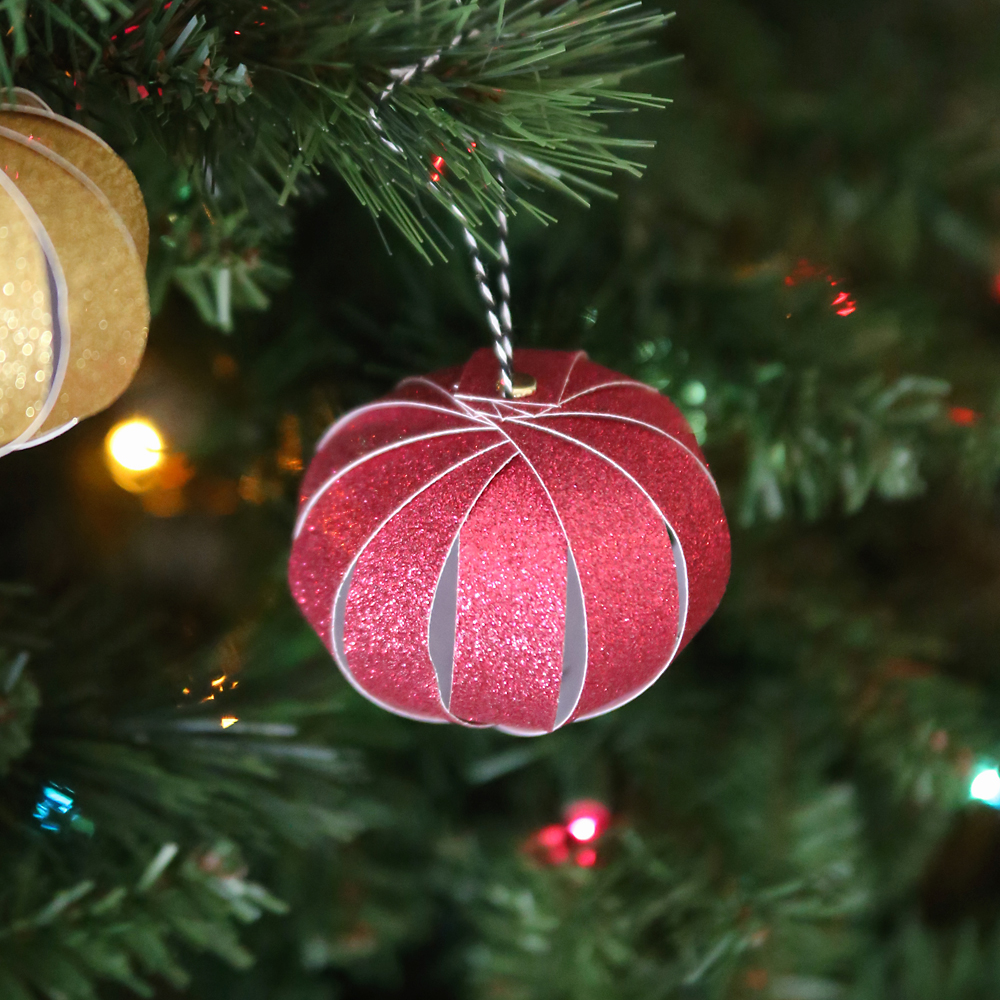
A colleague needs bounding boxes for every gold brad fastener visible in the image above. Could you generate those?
[499,372,537,398]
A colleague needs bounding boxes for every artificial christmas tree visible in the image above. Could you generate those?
[6,0,1000,998]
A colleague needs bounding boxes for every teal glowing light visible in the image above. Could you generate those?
[682,381,707,406]
[34,783,75,831]
[33,783,95,835]
[970,766,1000,806]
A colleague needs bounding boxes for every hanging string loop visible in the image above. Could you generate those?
[369,33,531,399]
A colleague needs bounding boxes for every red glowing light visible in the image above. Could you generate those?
[949,406,979,427]
[524,824,570,866]
[563,800,610,843]
[784,258,823,287]
[831,290,857,316]
[429,155,446,183]
[785,260,857,315]
[538,824,566,848]
[567,816,598,842]
[575,847,597,867]
[124,24,138,33]
[136,85,149,99]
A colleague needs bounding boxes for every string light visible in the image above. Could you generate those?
[105,417,166,494]
[949,406,979,427]
[784,258,857,317]
[526,824,570,865]
[33,782,94,835]
[103,417,188,499]
[970,766,1000,806]
[564,800,610,843]
[107,418,163,472]
[220,716,238,729]
[567,815,598,842]
[524,800,612,867]
[34,783,74,830]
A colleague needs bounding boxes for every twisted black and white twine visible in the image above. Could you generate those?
[368,27,516,398]
[455,195,514,397]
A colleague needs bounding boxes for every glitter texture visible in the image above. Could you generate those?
[290,348,731,733]
[0,120,149,440]
[451,459,566,732]
[0,179,54,445]
[0,109,149,267]
[344,446,514,720]
[533,414,728,650]
[503,419,678,720]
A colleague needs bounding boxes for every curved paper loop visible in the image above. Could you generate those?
[0,107,149,264]
[0,168,71,457]
[0,127,148,437]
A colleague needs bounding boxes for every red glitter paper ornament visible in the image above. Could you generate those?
[289,349,730,734]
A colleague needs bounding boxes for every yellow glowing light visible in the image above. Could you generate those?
[211,675,227,688]
[106,418,164,472]
[220,716,238,729]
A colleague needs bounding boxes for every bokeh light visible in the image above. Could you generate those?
[567,816,598,843]
[105,418,168,494]
[107,418,164,471]
[970,766,1000,806]
[564,799,611,843]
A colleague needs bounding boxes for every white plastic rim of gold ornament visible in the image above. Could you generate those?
[0,95,149,456]
[5,89,51,112]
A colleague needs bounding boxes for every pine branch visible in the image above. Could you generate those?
[628,273,958,525]
[0,587,371,998]
[2,0,671,325]
[0,843,286,999]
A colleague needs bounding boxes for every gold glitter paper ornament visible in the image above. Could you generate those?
[0,109,149,266]
[0,178,57,444]
[0,95,149,455]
